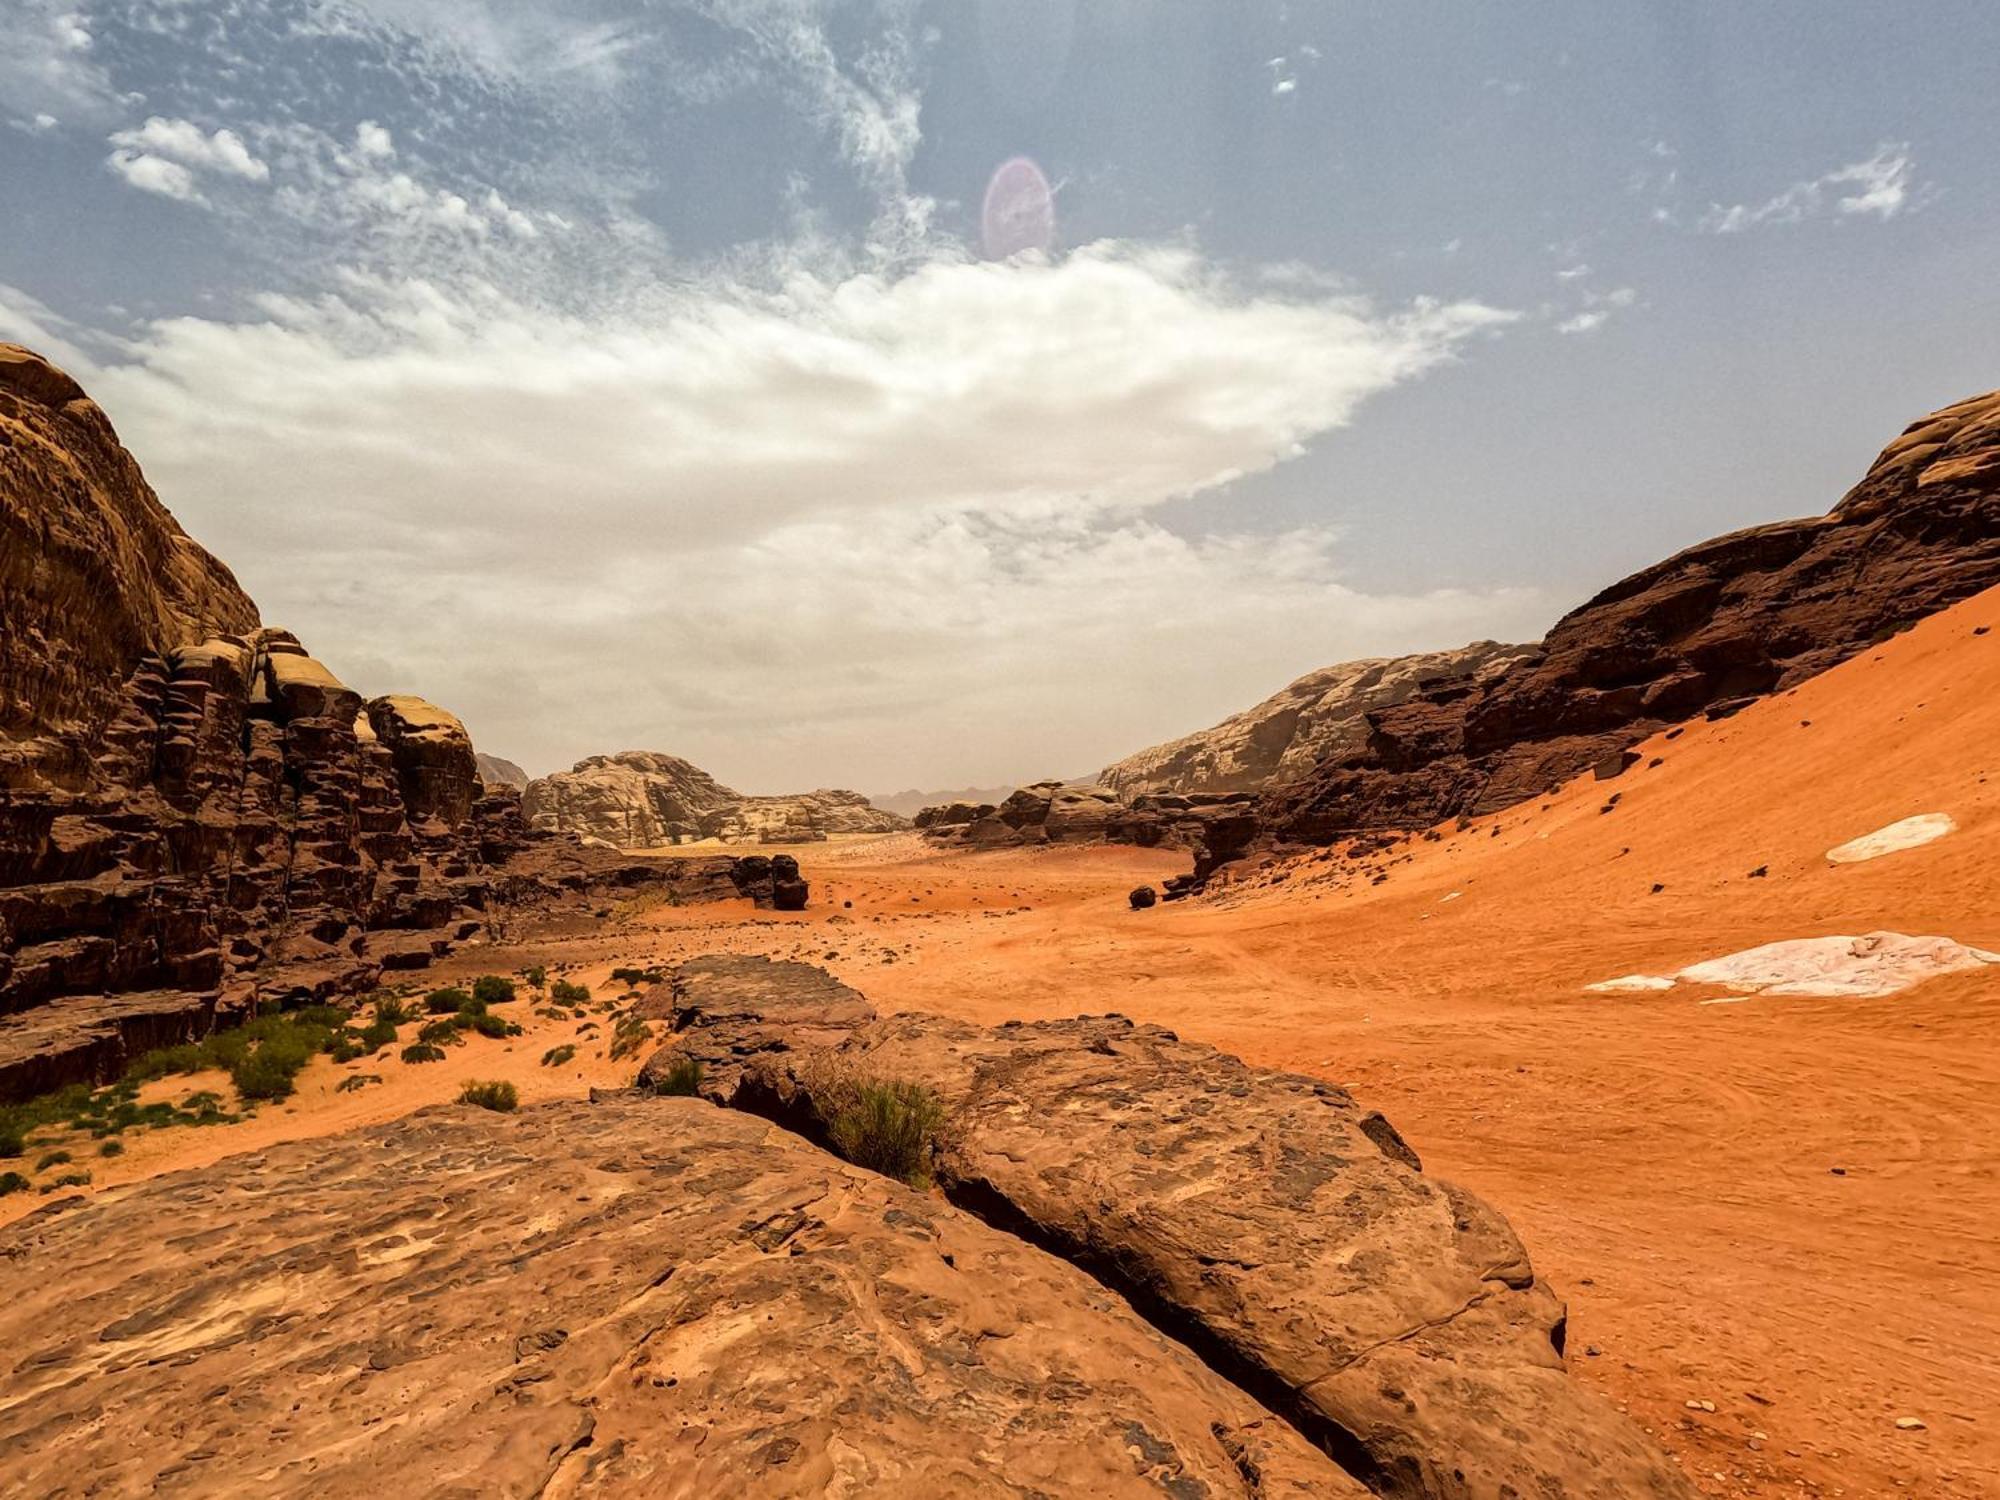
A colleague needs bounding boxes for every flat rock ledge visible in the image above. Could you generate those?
[641,955,1694,1500]
[0,1096,1356,1499]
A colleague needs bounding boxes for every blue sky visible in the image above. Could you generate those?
[3,0,1995,791]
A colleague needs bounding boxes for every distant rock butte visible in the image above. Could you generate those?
[473,750,529,789]
[637,955,1694,1500]
[868,782,1022,820]
[1099,641,1539,799]
[0,1094,1362,1498]
[524,749,907,847]
[0,347,808,1101]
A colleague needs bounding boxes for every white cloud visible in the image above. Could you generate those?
[1556,310,1608,336]
[1700,144,1924,234]
[355,120,395,159]
[108,116,270,181]
[23,245,1527,785]
[0,1,120,122]
[106,150,203,201]
[1554,283,1636,337]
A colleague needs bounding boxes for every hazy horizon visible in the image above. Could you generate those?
[4,0,1996,793]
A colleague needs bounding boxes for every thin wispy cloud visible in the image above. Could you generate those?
[1700,144,1924,234]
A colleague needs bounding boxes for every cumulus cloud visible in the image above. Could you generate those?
[29,246,1531,785]
[106,149,203,201]
[109,117,270,181]
[1700,144,1924,234]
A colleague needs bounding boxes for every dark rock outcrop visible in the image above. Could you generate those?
[917,780,1257,880]
[641,956,1694,1500]
[0,348,804,1100]
[0,1095,1361,1497]
[1241,388,2000,859]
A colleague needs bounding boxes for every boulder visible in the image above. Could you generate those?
[0,1096,1364,1498]
[648,957,1694,1500]
[1129,885,1158,910]
[366,695,479,828]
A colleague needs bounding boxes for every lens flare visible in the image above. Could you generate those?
[981,156,1055,260]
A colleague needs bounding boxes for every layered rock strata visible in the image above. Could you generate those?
[0,1096,1362,1498]
[640,955,1694,1500]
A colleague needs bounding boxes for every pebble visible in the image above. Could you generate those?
[1894,1417,1926,1431]
[1685,1399,1717,1413]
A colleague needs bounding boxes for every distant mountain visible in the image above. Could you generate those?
[475,752,529,789]
[524,750,909,847]
[868,784,1024,821]
[1098,643,1537,799]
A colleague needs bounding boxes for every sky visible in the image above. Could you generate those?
[3,1,1997,794]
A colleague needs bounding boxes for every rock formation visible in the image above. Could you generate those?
[639,956,1694,1499]
[0,347,803,1101]
[1099,642,1537,799]
[472,751,529,789]
[525,750,907,847]
[0,1095,1360,1498]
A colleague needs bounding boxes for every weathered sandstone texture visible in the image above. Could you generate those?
[525,749,907,847]
[916,780,1256,883]
[0,348,801,1100]
[1099,642,1537,799]
[642,956,1695,1500]
[0,1096,1362,1498]
[1248,389,2000,861]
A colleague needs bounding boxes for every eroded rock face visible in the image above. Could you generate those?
[0,1096,1362,1499]
[1100,642,1537,800]
[0,349,801,1100]
[0,344,259,788]
[525,751,907,847]
[644,956,1693,1500]
[1253,389,2000,855]
[473,751,529,789]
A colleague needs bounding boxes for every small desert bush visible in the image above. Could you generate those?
[822,1076,948,1190]
[416,1018,466,1048]
[609,966,663,987]
[425,987,474,1015]
[521,964,547,991]
[608,1015,654,1061]
[34,1150,71,1171]
[0,1126,23,1159]
[468,1012,520,1040]
[650,1056,703,1097]
[459,1080,518,1112]
[472,974,516,1006]
[98,1139,124,1157]
[335,1074,382,1094]
[360,1015,400,1051]
[541,1044,576,1068]
[400,1043,446,1065]
[373,996,413,1025]
[0,1171,27,1196]
[43,1170,91,1190]
[550,979,590,1005]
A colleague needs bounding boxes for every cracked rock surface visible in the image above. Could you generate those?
[0,1095,1361,1499]
[649,955,1694,1499]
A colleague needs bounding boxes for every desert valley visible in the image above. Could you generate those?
[1,335,1996,1500]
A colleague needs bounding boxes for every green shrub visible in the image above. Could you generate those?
[610,967,664,987]
[373,996,413,1025]
[425,987,474,1015]
[400,1043,446,1065]
[98,1139,124,1157]
[825,1079,947,1190]
[34,1150,71,1171]
[416,1019,465,1048]
[468,1012,519,1039]
[650,1057,703,1097]
[360,1015,399,1051]
[43,1170,91,1190]
[459,1080,518,1112]
[550,979,590,1005]
[0,1127,23,1159]
[472,975,516,1006]
[521,964,547,991]
[335,1074,382,1094]
[540,1044,576,1068]
[0,1171,27,1196]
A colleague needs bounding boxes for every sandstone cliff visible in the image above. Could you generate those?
[524,750,907,847]
[0,349,803,1100]
[0,345,259,789]
[1247,389,2000,858]
[1099,641,1537,798]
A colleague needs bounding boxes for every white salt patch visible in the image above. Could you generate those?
[1677,932,2000,998]
[1586,975,1677,994]
[1826,813,1957,865]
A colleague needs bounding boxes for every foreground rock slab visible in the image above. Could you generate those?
[647,956,1694,1499]
[0,1096,1360,1499]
